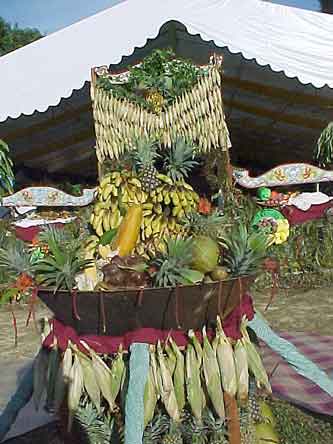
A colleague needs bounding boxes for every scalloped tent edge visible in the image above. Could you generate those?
[0,0,333,123]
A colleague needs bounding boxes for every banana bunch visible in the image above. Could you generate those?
[90,171,147,237]
[92,63,231,163]
[91,171,199,253]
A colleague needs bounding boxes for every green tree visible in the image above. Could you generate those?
[320,1,333,13]
[0,17,43,56]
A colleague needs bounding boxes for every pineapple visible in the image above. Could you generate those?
[204,409,228,444]
[162,422,183,444]
[151,237,194,287]
[183,211,225,240]
[182,413,208,444]
[133,138,161,192]
[74,399,113,444]
[143,413,169,444]
[164,138,198,183]
[221,225,268,277]
[0,237,35,279]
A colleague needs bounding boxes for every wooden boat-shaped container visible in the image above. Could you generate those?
[38,275,254,336]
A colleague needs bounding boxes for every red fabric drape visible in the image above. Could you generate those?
[43,293,254,353]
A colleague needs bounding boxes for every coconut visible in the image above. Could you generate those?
[191,235,219,273]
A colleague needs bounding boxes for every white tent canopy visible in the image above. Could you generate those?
[0,0,333,178]
[0,0,333,122]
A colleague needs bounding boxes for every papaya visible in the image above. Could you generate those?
[113,205,143,256]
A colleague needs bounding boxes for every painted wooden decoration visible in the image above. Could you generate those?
[233,163,333,189]
[1,186,97,207]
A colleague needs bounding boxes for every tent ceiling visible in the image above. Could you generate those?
[0,0,333,178]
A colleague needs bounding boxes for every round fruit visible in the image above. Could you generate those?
[191,236,219,273]
[211,266,229,281]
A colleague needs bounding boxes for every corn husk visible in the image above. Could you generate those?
[67,354,84,431]
[143,356,158,428]
[84,342,116,412]
[202,327,225,419]
[156,341,180,422]
[32,348,49,411]
[240,317,272,394]
[186,342,203,420]
[110,346,125,406]
[234,339,249,405]
[76,349,101,412]
[170,337,185,413]
[165,339,177,376]
[216,316,237,397]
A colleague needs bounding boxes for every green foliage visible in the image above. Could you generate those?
[0,237,34,280]
[0,17,42,56]
[221,225,268,277]
[74,398,114,444]
[35,226,91,292]
[164,138,198,182]
[152,237,203,287]
[97,49,207,111]
[314,122,333,167]
[0,139,14,196]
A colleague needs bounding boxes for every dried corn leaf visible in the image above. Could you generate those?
[53,346,73,412]
[186,343,203,420]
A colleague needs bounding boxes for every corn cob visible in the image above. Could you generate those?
[169,337,185,413]
[240,317,271,394]
[67,353,84,431]
[216,316,237,397]
[234,340,249,406]
[143,357,158,428]
[156,340,180,422]
[85,342,116,412]
[165,339,177,376]
[76,348,101,412]
[202,326,225,419]
[186,342,203,421]
[110,346,125,402]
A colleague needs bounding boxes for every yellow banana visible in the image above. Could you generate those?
[102,184,113,201]
[154,203,163,215]
[100,175,111,189]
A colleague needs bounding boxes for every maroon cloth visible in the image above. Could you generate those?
[43,293,255,353]
[282,202,333,225]
[15,223,65,242]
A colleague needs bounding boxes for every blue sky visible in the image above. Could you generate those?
[0,0,322,34]
[0,0,124,34]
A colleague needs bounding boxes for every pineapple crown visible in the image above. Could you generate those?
[221,225,268,277]
[132,137,160,171]
[0,237,35,279]
[164,138,199,182]
[152,236,196,287]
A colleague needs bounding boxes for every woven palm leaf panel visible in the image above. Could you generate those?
[91,60,231,165]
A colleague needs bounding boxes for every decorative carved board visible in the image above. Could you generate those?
[1,186,97,207]
[233,163,333,189]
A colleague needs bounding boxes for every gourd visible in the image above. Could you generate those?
[113,205,143,256]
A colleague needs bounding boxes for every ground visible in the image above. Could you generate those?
[0,287,332,443]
